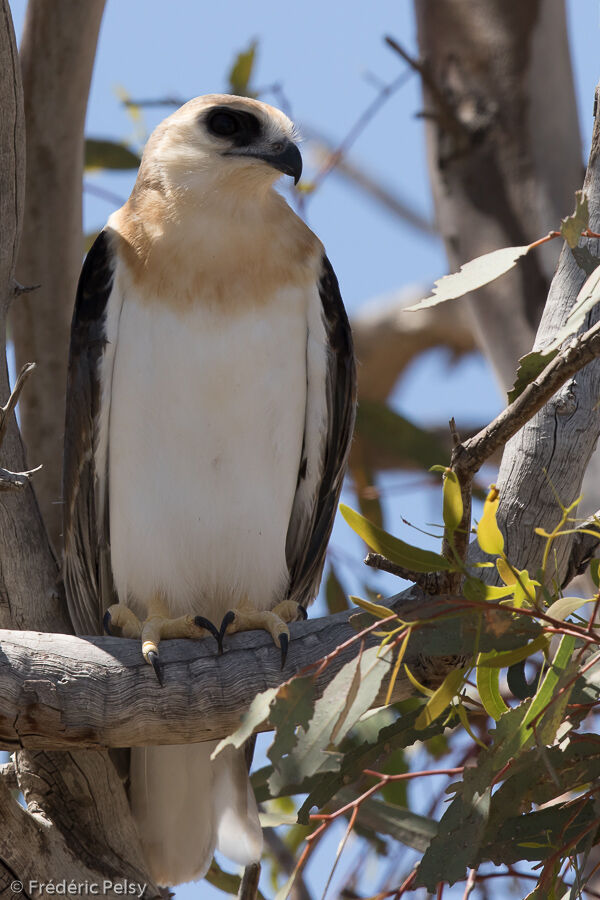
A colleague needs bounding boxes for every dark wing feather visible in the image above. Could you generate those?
[286,255,357,607]
[63,231,116,635]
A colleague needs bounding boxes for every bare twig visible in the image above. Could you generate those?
[364,552,451,594]
[0,361,35,447]
[455,320,600,477]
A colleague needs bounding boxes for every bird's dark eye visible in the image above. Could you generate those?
[207,111,240,138]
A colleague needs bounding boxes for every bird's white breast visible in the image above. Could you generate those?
[102,277,316,624]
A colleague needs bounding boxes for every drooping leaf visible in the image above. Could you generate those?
[84,138,141,170]
[545,595,593,621]
[268,646,389,795]
[296,703,454,823]
[212,686,279,757]
[415,667,466,730]
[340,504,453,573]
[268,676,316,764]
[548,263,600,349]
[442,469,463,536]
[355,795,438,851]
[227,40,258,96]
[476,662,508,721]
[477,485,504,555]
[405,245,532,312]
[496,556,516,585]
[508,348,559,403]
[477,633,549,669]
[560,190,589,248]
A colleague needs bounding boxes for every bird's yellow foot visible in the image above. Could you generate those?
[103,603,220,685]
[218,598,308,668]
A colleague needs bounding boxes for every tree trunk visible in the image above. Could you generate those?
[0,3,159,895]
[414,0,583,391]
[11,0,106,551]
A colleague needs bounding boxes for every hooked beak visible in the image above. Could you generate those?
[226,139,303,185]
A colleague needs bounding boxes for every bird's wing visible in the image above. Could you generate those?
[63,230,116,635]
[286,255,357,607]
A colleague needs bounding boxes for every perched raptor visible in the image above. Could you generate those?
[63,94,356,886]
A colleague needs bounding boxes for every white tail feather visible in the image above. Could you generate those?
[130,742,262,887]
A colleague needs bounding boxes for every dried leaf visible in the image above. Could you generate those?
[560,190,589,248]
[405,245,532,312]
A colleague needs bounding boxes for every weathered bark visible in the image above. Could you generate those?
[11,0,106,550]
[495,87,600,582]
[414,0,583,391]
[0,3,159,895]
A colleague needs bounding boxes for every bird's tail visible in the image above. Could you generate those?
[129,742,263,887]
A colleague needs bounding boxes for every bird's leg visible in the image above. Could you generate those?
[218,597,308,668]
[104,594,221,684]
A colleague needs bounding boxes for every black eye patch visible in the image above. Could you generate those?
[204,107,261,147]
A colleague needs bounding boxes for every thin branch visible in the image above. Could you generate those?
[364,552,451,594]
[0,362,35,447]
[455,320,600,478]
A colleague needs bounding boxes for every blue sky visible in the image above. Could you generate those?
[7,0,600,897]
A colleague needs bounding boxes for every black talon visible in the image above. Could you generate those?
[147,649,163,686]
[194,615,221,644]
[103,610,112,636]
[217,611,236,655]
[297,604,308,621]
[280,632,289,669]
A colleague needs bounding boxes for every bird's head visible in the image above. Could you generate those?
[139,94,303,198]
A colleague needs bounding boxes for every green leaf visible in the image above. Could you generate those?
[405,245,532,312]
[268,676,316,765]
[462,577,514,603]
[546,595,593,621]
[355,795,438,851]
[268,647,389,795]
[476,663,509,721]
[415,668,467,730]
[443,469,463,535]
[560,190,589,248]
[211,686,278,758]
[547,263,600,350]
[228,40,257,96]
[296,704,453,823]
[325,565,349,614]
[84,138,141,170]
[340,504,453,573]
[508,348,559,403]
[350,595,394,621]
[477,633,549,669]
[477,486,504,555]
